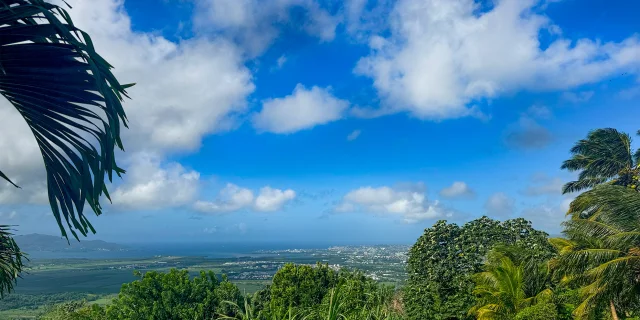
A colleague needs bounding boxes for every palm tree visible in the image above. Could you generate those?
[561,128,639,194]
[469,249,553,320]
[0,226,24,298]
[550,184,640,320]
[0,0,131,295]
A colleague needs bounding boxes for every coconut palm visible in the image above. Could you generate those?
[550,184,640,320]
[0,226,24,298]
[0,0,131,295]
[469,249,553,320]
[561,128,640,194]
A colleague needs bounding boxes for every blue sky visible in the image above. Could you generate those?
[0,0,639,245]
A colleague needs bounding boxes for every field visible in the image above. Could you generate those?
[0,245,409,319]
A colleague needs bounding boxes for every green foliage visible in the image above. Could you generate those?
[470,248,553,320]
[404,216,555,320]
[37,300,107,320]
[105,269,229,319]
[515,303,558,320]
[551,185,640,319]
[561,128,640,194]
[263,263,401,320]
[0,226,25,297]
[0,292,102,311]
[269,263,338,314]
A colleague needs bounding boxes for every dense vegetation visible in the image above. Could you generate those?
[0,1,638,319]
[26,128,640,320]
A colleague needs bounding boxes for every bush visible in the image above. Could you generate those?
[515,303,558,320]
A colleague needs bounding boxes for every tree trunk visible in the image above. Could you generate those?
[610,300,619,320]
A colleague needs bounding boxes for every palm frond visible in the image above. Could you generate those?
[561,128,635,193]
[0,226,26,297]
[0,0,132,240]
[562,177,608,194]
[568,185,640,226]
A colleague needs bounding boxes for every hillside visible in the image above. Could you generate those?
[14,234,128,252]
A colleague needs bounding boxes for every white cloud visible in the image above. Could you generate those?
[561,91,594,103]
[193,183,255,213]
[194,184,296,214]
[336,183,453,223]
[111,153,200,210]
[253,84,349,133]
[439,181,475,199]
[347,130,362,141]
[485,192,516,217]
[355,0,640,120]
[0,103,48,205]
[255,187,296,212]
[56,0,255,155]
[193,0,340,56]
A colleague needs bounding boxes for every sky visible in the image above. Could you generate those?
[0,0,639,245]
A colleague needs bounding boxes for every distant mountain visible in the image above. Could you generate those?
[14,234,128,252]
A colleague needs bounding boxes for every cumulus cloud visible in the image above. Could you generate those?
[253,84,349,133]
[56,0,255,155]
[355,0,640,119]
[335,183,453,223]
[439,182,475,199]
[111,154,200,210]
[193,0,340,56]
[347,130,362,141]
[255,187,297,212]
[194,184,296,213]
[193,183,255,213]
[485,192,516,217]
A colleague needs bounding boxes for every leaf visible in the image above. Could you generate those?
[0,0,132,240]
[0,170,19,188]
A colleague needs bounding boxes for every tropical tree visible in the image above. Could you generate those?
[550,185,640,320]
[0,226,24,297]
[0,0,131,296]
[404,217,555,320]
[561,128,639,194]
[469,248,555,320]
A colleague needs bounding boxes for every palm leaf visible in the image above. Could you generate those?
[0,226,26,297]
[0,0,132,240]
[561,128,634,193]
